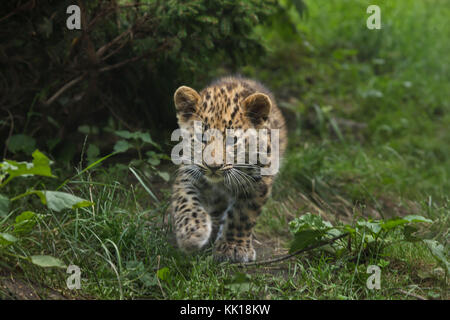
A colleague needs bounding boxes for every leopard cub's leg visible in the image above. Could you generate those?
[213,180,271,263]
[171,177,212,252]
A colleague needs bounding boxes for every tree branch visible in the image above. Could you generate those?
[231,233,349,267]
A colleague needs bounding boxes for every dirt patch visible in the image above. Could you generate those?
[0,270,89,300]
[0,272,67,300]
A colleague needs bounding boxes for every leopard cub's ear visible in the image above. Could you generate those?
[174,86,201,117]
[241,93,272,126]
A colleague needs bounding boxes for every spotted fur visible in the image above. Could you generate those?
[170,76,287,262]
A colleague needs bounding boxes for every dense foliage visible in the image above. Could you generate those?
[0,0,448,300]
[1,0,296,161]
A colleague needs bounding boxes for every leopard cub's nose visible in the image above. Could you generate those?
[205,164,222,173]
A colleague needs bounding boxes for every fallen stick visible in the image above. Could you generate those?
[231,233,349,267]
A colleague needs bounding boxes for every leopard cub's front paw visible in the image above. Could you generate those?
[175,220,212,253]
[213,241,256,263]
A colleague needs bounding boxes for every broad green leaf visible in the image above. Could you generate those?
[156,267,170,281]
[7,134,36,154]
[289,213,332,235]
[0,150,55,186]
[0,232,18,244]
[86,144,100,164]
[14,211,36,235]
[30,255,66,268]
[289,229,323,253]
[115,130,133,139]
[357,220,382,235]
[403,215,433,223]
[115,130,159,148]
[40,191,93,212]
[134,132,153,144]
[381,215,432,236]
[113,140,131,153]
[78,124,98,135]
[0,193,9,217]
[423,240,449,275]
[78,125,91,135]
[381,218,408,230]
[147,158,160,166]
[157,171,170,182]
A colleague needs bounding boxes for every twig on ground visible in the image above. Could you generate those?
[232,233,349,267]
[156,255,167,299]
[397,289,427,300]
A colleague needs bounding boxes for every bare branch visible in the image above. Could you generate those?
[43,73,87,106]
[231,233,349,267]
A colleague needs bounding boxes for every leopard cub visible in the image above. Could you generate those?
[170,76,287,262]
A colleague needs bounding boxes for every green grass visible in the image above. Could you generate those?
[1,0,449,299]
[0,163,448,299]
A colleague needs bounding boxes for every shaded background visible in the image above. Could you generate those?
[0,0,449,300]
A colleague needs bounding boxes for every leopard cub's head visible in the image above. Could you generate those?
[173,81,274,188]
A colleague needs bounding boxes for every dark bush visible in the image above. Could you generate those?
[0,0,284,160]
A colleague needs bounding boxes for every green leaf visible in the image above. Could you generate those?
[289,229,322,253]
[115,130,159,148]
[357,220,382,235]
[289,213,332,235]
[157,171,170,182]
[147,158,160,166]
[7,134,36,154]
[156,267,170,281]
[135,132,156,146]
[30,255,66,268]
[0,150,55,186]
[381,218,408,231]
[14,211,36,235]
[40,191,93,212]
[86,144,100,163]
[78,125,91,135]
[423,240,449,275]
[0,232,18,245]
[113,140,131,153]
[403,215,433,223]
[115,130,133,139]
[0,194,9,217]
